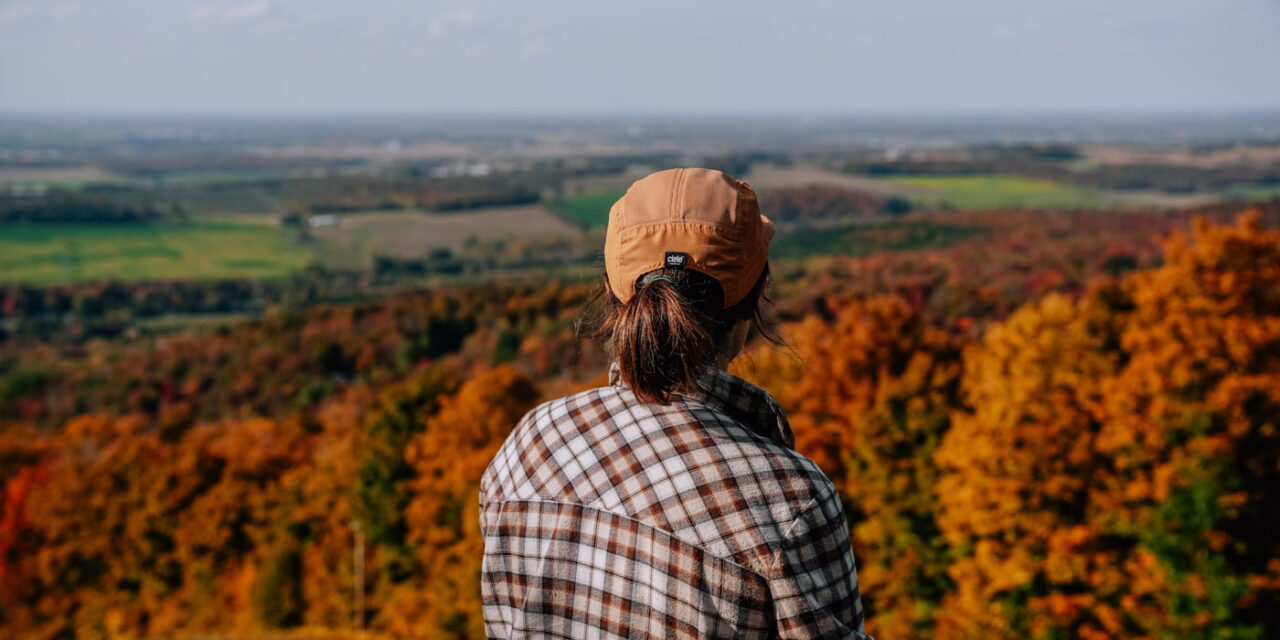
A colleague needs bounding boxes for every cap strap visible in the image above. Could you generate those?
[644,274,677,286]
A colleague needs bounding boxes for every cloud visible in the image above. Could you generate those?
[188,1,271,23]
[0,3,82,25]
[846,35,879,51]
[50,3,83,21]
[428,8,477,36]
[521,39,549,57]
[992,16,1045,39]
[0,5,30,25]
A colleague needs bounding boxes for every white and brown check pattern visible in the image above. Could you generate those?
[480,362,871,639]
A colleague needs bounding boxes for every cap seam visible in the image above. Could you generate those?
[615,219,743,239]
[617,219,737,228]
[675,169,687,221]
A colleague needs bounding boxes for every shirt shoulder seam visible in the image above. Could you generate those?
[770,490,840,574]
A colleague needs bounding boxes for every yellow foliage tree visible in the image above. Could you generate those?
[933,293,1120,638]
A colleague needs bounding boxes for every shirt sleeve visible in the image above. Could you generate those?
[768,488,873,639]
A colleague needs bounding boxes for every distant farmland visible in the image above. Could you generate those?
[551,191,623,229]
[306,205,579,267]
[0,221,312,284]
[549,172,1107,227]
[873,174,1108,209]
[0,202,584,283]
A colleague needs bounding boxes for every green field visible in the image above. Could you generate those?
[553,191,624,228]
[0,221,313,284]
[877,174,1106,209]
[1225,184,1280,201]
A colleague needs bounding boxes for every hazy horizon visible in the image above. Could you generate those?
[5,107,1280,119]
[2,0,1278,116]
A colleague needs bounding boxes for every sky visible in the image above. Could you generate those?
[0,0,1278,116]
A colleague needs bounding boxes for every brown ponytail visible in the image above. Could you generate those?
[588,265,775,404]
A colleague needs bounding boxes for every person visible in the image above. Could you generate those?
[479,168,872,639]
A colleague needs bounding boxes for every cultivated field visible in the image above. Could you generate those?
[877,174,1108,209]
[0,166,122,188]
[0,221,311,284]
[562,165,1131,220]
[742,163,1280,210]
[552,191,623,229]
[741,163,906,195]
[307,205,578,267]
[0,205,580,285]
[1079,142,1280,168]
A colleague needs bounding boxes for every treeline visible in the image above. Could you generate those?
[289,154,776,214]
[83,154,671,215]
[103,154,344,178]
[288,178,543,214]
[1060,162,1280,192]
[0,191,176,224]
[370,231,605,280]
[760,185,911,221]
[835,155,1280,193]
[0,213,1276,639]
[0,268,379,342]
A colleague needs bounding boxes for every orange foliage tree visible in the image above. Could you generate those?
[1,411,333,638]
[0,363,541,640]
[935,213,1280,639]
[735,295,965,639]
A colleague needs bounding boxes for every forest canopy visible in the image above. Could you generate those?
[1,210,1278,639]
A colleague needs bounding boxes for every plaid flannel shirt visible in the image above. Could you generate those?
[479,362,871,639]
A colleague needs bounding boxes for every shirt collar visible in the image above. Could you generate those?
[607,361,795,450]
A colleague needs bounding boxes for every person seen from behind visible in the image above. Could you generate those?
[480,168,872,639]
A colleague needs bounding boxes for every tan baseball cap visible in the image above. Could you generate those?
[604,168,775,309]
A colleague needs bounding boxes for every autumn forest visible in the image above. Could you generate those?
[0,195,1275,639]
[4,114,1280,640]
